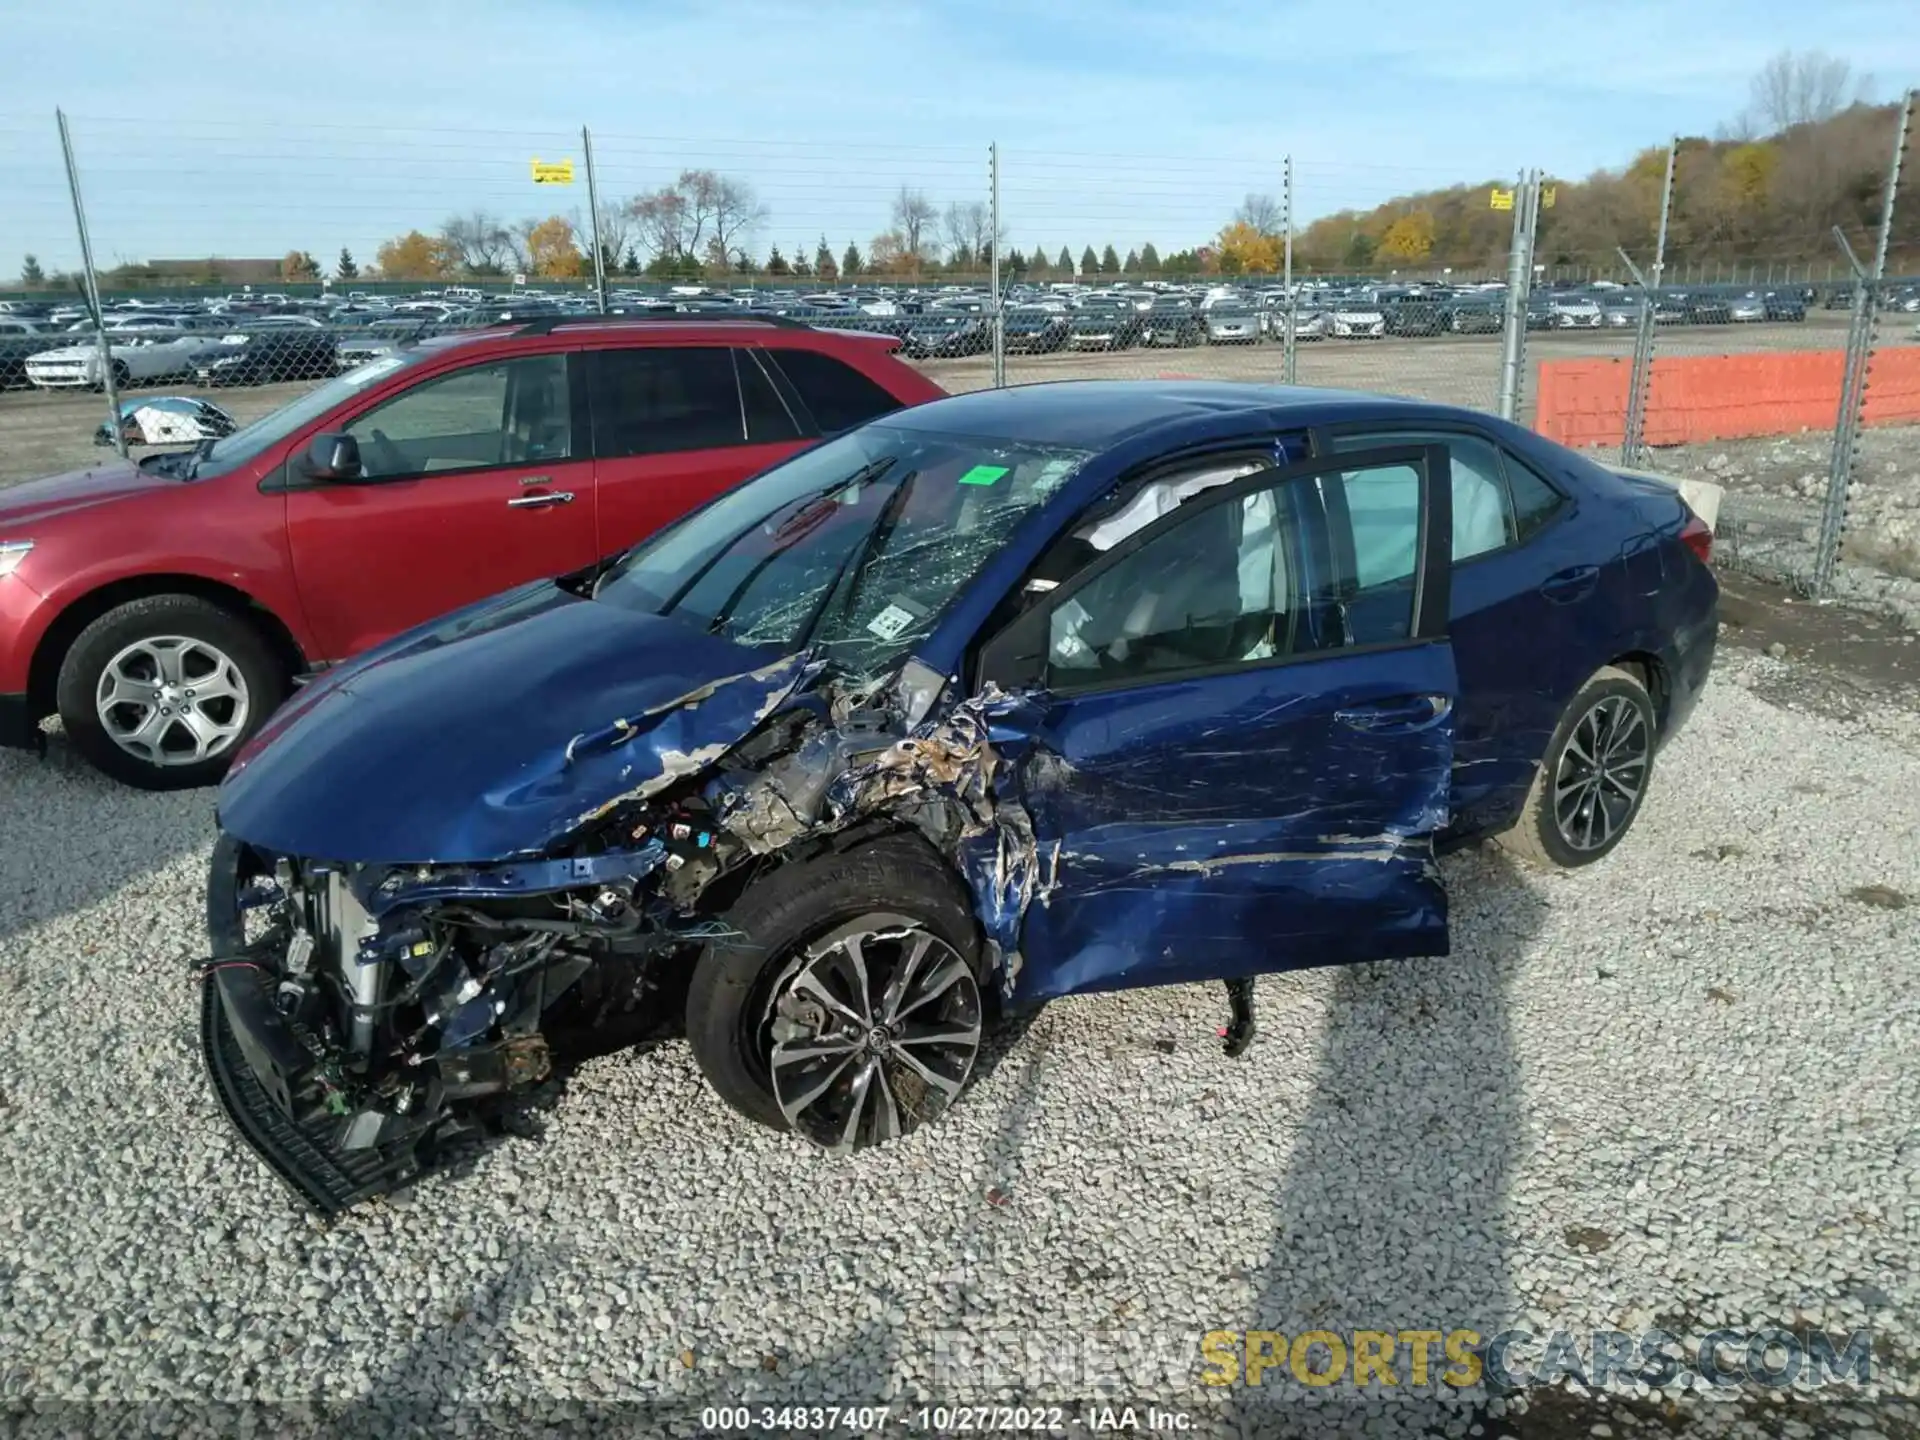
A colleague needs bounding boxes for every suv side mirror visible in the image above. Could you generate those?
[302,432,363,481]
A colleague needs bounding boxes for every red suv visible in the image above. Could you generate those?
[0,316,944,789]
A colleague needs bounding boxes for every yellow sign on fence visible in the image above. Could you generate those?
[1490,188,1514,211]
[531,158,575,185]
[1541,185,1558,208]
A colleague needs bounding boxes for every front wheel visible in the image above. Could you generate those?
[54,594,287,790]
[1497,665,1657,869]
[685,836,986,1152]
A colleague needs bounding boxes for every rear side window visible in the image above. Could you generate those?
[1503,449,1567,542]
[587,346,745,458]
[737,350,803,444]
[767,348,903,433]
[1330,428,1565,561]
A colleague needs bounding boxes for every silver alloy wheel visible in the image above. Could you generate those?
[765,913,982,1154]
[95,634,251,767]
[1552,694,1650,852]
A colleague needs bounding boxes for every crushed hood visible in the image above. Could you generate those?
[216,581,812,864]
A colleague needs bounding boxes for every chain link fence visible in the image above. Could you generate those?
[2,104,1917,603]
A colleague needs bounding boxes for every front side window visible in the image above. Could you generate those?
[345,354,571,479]
[1038,458,1425,689]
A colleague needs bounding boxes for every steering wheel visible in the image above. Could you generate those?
[362,426,406,476]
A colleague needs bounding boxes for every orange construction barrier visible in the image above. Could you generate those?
[1533,347,1920,448]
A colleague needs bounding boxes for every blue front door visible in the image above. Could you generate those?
[975,446,1458,1004]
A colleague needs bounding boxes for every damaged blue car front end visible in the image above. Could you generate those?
[201,386,1463,1212]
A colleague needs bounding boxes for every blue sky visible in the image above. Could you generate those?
[3,0,1916,275]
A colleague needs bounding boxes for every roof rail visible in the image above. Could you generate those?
[512,311,810,336]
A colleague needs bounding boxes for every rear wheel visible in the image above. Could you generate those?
[54,594,286,791]
[685,836,985,1150]
[1496,665,1657,869]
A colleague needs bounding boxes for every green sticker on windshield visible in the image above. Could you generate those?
[957,464,1010,487]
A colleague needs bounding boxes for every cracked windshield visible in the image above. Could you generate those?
[593,425,1091,672]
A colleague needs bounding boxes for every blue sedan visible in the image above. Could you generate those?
[201,381,1717,1210]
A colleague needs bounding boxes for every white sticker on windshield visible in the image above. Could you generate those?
[866,603,918,640]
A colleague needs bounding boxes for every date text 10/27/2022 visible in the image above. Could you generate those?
[700,1405,1196,1432]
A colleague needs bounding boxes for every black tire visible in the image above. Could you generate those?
[685,834,982,1136]
[1496,664,1657,870]
[54,593,287,791]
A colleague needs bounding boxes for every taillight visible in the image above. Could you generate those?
[1680,514,1713,565]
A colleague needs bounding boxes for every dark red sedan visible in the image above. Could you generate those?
[0,317,943,788]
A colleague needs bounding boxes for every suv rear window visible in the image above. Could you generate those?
[587,347,746,457]
[766,347,903,434]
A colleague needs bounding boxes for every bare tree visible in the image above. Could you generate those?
[892,187,939,260]
[576,201,635,271]
[1234,193,1285,237]
[439,210,514,274]
[942,200,1000,267]
[505,218,540,273]
[627,170,767,259]
[1746,50,1868,133]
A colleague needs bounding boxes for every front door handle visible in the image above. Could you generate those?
[1541,564,1600,604]
[1334,694,1453,733]
[507,491,575,509]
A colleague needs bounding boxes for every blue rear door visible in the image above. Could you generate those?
[976,445,1457,1003]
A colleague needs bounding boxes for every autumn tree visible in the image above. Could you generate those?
[279,250,320,281]
[1139,241,1161,272]
[1079,245,1098,275]
[1377,211,1436,262]
[869,231,914,275]
[842,241,863,277]
[1216,221,1281,273]
[523,216,582,277]
[814,236,838,280]
[630,170,767,263]
[376,230,453,280]
[21,254,45,286]
[891,188,938,262]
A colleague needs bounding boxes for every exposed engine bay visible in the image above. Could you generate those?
[201,662,1046,1213]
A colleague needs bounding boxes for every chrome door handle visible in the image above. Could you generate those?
[506,491,574,509]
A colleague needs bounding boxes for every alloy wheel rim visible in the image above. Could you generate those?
[765,913,982,1153]
[1552,695,1649,852]
[95,634,251,767]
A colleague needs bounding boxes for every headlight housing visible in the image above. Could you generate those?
[0,541,33,579]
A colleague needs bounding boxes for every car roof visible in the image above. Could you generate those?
[878,379,1444,449]
[404,316,893,359]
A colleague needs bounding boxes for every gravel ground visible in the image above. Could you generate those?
[1632,416,1920,631]
[0,647,1916,1437]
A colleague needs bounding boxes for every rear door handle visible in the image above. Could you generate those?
[1542,564,1599,603]
[507,491,574,509]
[1334,694,1453,733]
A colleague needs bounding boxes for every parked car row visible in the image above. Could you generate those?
[0,272,1840,394]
